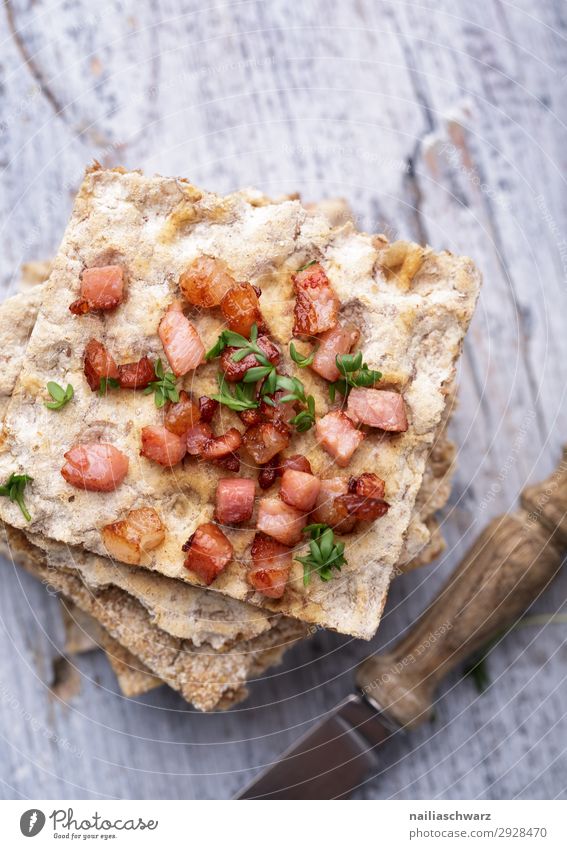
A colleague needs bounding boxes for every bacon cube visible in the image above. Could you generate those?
[215,478,255,525]
[315,411,365,467]
[256,497,306,546]
[310,322,360,382]
[183,522,233,585]
[248,533,293,599]
[292,262,339,336]
[347,387,408,432]
[280,469,321,512]
[158,301,205,376]
[140,425,187,466]
[70,265,125,313]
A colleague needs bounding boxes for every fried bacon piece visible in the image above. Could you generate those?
[179,256,236,307]
[279,454,312,475]
[248,533,293,599]
[61,443,129,492]
[200,427,242,461]
[311,322,360,382]
[258,457,280,490]
[186,423,213,455]
[164,390,201,435]
[117,356,155,390]
[315,411,365,467]
[348,472,386,500]
[213,453,240,472]
[140,425,187,466]
[256,497,306,546]
[242,422,290,465]
[70,265,125,314]
[280,469,321,512]
[101,507,165,565]
[220,336,280,383]
[220,282,265,337]
[292,262,339,336]
[182,522,233,585]
[347,387,408,432]
[311,477,357,534]
[198,396,218,423]
[257,453,312,490]
[158,301,205,376]
[334,493,389,522]
[259,390,296,425]
[83,339,119,392]
[239,408,263,427]
[215,478,255,525]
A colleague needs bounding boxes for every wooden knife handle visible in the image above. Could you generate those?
[356,447,567,728]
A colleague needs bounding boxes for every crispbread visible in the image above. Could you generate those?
[60,600,163,697]
[0,524,305,711]
[0,167,479,638]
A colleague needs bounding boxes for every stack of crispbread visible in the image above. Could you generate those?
[0,168,479,709]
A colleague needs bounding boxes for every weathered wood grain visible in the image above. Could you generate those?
[1,0,566,800]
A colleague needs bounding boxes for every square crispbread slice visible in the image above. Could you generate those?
[0,288,454,705]
[0,276,451,668]
[60,600,163,697]
[0,525,306,711]
[0,167,480,638]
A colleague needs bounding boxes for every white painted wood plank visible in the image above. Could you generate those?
[0,0,566,800]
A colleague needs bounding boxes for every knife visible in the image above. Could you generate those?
[236,447,567,799]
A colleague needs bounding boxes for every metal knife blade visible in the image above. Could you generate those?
[235,692,401,799]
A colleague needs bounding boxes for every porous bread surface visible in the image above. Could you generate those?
[0,280,454,670]
[0,167,480,638]
[61,599,162,696]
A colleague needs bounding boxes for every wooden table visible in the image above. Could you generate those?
[1,0,566,800]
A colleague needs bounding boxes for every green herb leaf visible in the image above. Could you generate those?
[289,395,316,433]
[143,358,179,408]
[44,381,74,411]
[0,472,33,522]
[98,377,120,397]
[296,260,317,273]
[205,324,265,363]
[290,342,316,368]
[211,374,259,412]
[295,523,347,585]
[242,365,275,384]
[329,353,382,400]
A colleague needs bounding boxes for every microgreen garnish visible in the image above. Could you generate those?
[290,342,316,368]
[329,352,382,401]
[142,359,179,408]
[272,374,316,432]
[206,325,317,430]
[211,374,259,412]
[290,395,316,433]
[98,376,120,397]
[295,523,347,585]
[0,473,33,522]
[44,382,74,411]
[205,323,270,365]
[296,260,317,273]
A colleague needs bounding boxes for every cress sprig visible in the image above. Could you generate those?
[205,323,271,366]
[44,381,74,411]
[289,341,316,368]
[98,376,120,397]
[211,374,259,412]
[207,325,317,430]
[0,472,33,522]
[142,358,179,408]
[328,352,382,401]
[295,523,347,586]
